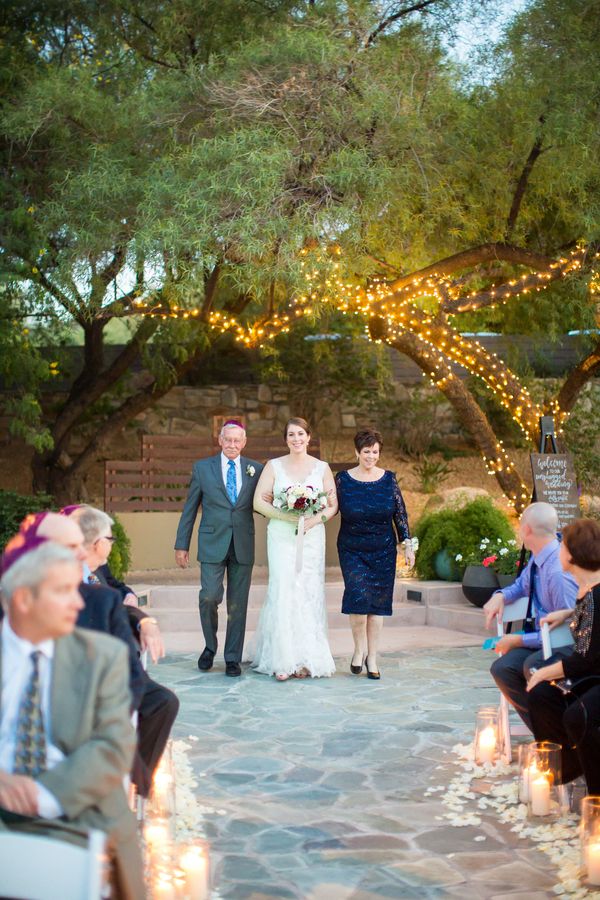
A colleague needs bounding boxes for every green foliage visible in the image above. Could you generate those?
[563,385,600,496]
[0,489,55,550]
[458,535,521,577]
[414,497,514,580]
[1,0,600,499]
[413,456,451,493]
[369,389,455,457]
[259,316,393,427]
[108,514,131,580]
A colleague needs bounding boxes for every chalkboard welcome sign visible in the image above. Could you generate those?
[530,453,580,528]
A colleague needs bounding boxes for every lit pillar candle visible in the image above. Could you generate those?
[530,774,551,816]
[586,841,600,886]
[519,760,538,803]
[154,877,175,900]
[477,726,496,764]
[145,820,169,852]
[180,847,209,900]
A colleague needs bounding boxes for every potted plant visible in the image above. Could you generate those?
[414,497,515,585]
[457,537,523,608]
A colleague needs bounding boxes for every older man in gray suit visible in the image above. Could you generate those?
[175,421,263,676]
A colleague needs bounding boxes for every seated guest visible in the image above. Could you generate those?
[94,562,139,606]
[0,541,144,899]
[527,519,600,792]
[31,512,146,710]
[69,506,179,790]
[483,502,578,729]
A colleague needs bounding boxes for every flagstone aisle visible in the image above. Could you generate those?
[155,648,560,899]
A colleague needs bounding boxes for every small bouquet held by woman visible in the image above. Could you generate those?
[273,483,328,571]
[273,483,328,522]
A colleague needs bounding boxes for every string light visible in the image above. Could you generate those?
[123,245,594,498]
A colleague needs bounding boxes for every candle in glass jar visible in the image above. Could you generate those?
[477,726,496,764]
[530,773,551,816]
[519,759,539,803]
[155,879,175,900]
[586,841,600,885]
[145,820,169,850]
[180,847,209,900]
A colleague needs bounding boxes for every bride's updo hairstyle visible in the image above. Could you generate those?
[561,519,600,572]
[283,417,311,441]
[354,428,383,453]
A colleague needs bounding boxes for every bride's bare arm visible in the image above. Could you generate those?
[304,464,338,531]
[322,465,338,520]
[253,461,297,523]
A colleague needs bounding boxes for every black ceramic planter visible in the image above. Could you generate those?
[461,564,501,608]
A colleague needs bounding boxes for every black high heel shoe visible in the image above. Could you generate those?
[350,654,365,675]
[366,658,381,680]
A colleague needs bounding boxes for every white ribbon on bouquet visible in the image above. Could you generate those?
[295,514,305,574]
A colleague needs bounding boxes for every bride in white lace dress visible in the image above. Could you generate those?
[251,417,338,681]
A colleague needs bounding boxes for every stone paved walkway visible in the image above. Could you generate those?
[154,647,563,900]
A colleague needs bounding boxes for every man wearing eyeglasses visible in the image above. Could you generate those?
[69,507,179,794]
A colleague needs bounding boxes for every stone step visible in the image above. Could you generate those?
[426,603,487,636]
[149,601,428,633]
[394,580,467,607]
[142,579,410,611]
[156,624,481,657]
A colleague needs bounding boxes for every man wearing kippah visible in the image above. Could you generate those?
[175,421,263,676]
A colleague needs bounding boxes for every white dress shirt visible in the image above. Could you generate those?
[220,452,242,496]
[0,620,64,818]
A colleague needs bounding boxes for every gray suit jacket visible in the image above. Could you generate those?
[0,626,144,900]
[175,454,263,565]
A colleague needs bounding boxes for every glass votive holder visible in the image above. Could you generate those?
[474,706,499,765]
[178,841,210,900]
[581,796,600,886]
[526,741,562,819]
[517,742,536,804]
[149,769,176,819]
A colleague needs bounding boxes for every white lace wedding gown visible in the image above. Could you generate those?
[250,457,336,678]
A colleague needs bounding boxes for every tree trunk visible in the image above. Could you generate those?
[371,319,529,510]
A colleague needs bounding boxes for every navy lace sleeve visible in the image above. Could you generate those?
[391,472,410,543]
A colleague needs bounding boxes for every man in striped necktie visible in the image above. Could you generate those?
[0,541,144,899]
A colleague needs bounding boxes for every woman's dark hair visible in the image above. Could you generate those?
[562,519,600,571]
[354,428,383,453]
[283,417,311,441]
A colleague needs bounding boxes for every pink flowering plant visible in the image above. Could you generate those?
[455,536,521,576]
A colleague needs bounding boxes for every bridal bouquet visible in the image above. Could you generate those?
[273,483,328,518]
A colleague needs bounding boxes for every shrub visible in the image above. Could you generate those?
[414,497,515,581]
[108,514,132,580]
[0,489,55,550]
[0,491,132,581]
[413,456,451,493]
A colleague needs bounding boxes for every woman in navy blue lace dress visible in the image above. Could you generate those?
[335,429,413,680]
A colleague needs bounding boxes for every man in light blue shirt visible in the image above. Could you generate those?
[483,502,578,729]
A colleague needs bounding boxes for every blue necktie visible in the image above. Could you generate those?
[226,459,238,504]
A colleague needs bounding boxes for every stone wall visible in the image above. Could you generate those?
[130,381,463,452]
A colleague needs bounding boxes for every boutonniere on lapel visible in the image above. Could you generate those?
[246,465,256,477]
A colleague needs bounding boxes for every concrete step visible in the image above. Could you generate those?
[156,624,481,657]
[394,580,467,607]
[141,580,412,615]
[150,601,428,633]
[426,603,487,636]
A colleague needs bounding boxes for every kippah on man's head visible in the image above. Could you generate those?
[18,510,50,537]
[223,419,245,429]
[1,532,49,575]
[59,504,84,517]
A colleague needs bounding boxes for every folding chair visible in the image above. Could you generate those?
[0,829,106,900]
[497,601,575,762]
[496,595,530,762]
